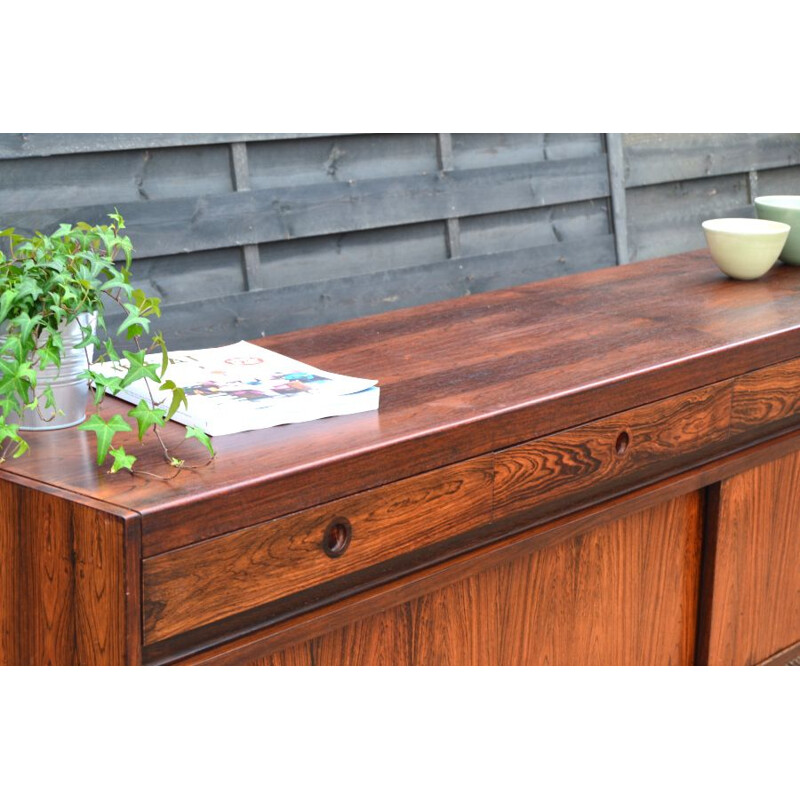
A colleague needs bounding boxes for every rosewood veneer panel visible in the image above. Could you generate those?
[700,451,800,665]
[732,356,800,438]
[0,477,138,665]
[143,456,493,645]
[4,251,800,555]
[230,493,703,666]
[494,380,732,518]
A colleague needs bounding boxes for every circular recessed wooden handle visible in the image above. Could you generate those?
[322,517,352,558]
[615,430,630,456]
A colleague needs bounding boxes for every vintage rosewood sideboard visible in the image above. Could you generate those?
[2,250,800,666]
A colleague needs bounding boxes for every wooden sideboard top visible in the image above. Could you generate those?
[5,249,800,551]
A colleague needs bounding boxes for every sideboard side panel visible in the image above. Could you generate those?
[1,480,23,665]
[702,450,800,665]
[0,478,136,666]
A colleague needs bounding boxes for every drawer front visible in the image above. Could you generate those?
[494,380,733,518]
[143,456,494,645]
[732,356,800,437]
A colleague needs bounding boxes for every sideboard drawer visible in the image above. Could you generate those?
[494,380,733,518]
[143,456,493,646]
[732,356,800,437]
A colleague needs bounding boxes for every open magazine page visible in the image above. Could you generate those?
[91,340,379,436]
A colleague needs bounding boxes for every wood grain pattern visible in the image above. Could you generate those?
[5,250,800,557]
[0,133,331,159]
[6,155,610,260]
[143,456,494,645]
[699,450,800,665]
[731,356,800,437]
[117,233,618,350]
[0,477,137,665]
[22,490,76,663]
[623,133,800,188]
[0,481,22,664]
[173,426,800,666]
[759,640,800,665]
[143,376,730,650]
[221,493,703,666]
[494,380,732,518]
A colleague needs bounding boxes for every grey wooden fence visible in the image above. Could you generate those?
[1,132,798,348]
[619,133,800,263]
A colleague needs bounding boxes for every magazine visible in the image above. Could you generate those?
[90,340,379,436]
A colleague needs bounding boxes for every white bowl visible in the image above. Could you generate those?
[702,218,790,280]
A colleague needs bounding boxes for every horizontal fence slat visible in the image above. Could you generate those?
[258,220,447,289]
[128,248,247,305]
[252,200,610,291]
[756,164,800,197]
[626,173,751,262]
[459,198,610,258]
[452,133,604,170]
[624,133,800,188]
[0,133,344,160]
[0,145,234,213]
[4,155,610,260]
[248,134,439,188]
[110,234,617,348]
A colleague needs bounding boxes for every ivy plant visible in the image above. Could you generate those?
[0,212,214,476]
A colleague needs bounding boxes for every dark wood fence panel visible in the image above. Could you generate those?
[0,144,234,212]
[140,234,618,349]
[2,133,797,349]
[450,133,604,169]
[623,133,800,188]
[248,134,440,187]
[622,133,800,263]
[0,133,332,159]
[627,173,751,262]
[126,248,247,306]
[258,221,447,289]
[0,133,619,348]
[757,164,800,196]
[618,133,800,261]
[4,155,611,259]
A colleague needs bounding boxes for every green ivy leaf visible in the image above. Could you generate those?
[0,423,28,460]
[0,289,16,325]
[102,338,120,362]
[152,333,169,379]
[81,370,124,405]
[38,334,64,370]
[159,380,188,419]
[99,267,130,293]
[78,413,132,465]
[116,303,150,338]
[184,426,214,456]
[108,446,137,474]
[131,289,161,318]
[108,210,125,229]
[8,311,42,345]
[119,350,160,388]
[51,222,73,238]
[75,322,101,351]
[128,400,167,441]
[0,357,37,398]
[42,384,57,411]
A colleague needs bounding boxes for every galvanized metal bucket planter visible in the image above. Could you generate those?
[4,312,96,431]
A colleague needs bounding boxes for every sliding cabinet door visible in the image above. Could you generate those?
[232,493,704,666]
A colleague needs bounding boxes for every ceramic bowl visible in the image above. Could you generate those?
[701,218,790,280]
[754,195,800,266]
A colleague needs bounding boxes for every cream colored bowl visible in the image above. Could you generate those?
[702,218,790,280]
